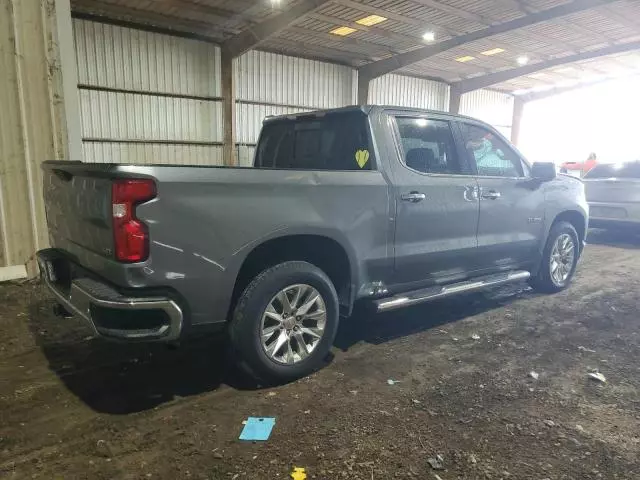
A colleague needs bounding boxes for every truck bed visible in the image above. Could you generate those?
[41,161,391,328]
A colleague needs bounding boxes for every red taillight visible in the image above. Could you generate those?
[112,179,156,262]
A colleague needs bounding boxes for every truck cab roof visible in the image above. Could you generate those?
[262,105,484,125]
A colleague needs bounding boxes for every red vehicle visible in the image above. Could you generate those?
[560,153,597,176]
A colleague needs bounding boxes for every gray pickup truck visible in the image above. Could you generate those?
[38,105,588,381]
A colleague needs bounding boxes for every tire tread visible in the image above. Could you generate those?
[530,220,579,293]
[229,261,338,383]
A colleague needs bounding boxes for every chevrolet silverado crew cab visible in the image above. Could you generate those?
[38,106,588,382]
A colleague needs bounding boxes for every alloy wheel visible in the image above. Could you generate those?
[260,284,327,365]
[550,233,575,286]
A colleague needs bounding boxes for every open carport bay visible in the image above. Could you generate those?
[2,233,640,479]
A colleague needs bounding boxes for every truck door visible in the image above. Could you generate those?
[390,115,481,289]
[456,121,545,272]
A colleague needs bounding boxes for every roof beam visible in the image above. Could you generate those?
[71,1,230,39]
[266,38,373,65]
[454,40,640,93]
[492,0,613,51]
[332,0,555,60]
[222,0,330,59]
[358,0,612,80]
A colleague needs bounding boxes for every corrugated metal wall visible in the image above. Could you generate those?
[368,74,450,112]
[235,50,356,166]
[72,18,511,171]
[460,89,515,138]
[74,19,224,165]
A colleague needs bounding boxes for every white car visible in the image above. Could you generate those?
[585,162,640,229]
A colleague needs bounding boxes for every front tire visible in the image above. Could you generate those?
[229,261,339,383]
[530,221,580,293]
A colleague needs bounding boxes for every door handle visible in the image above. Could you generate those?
[481,190,501,200]
[464,185,479,201]
[401,191,426,203]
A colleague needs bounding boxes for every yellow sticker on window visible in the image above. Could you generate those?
[355,149,370,168]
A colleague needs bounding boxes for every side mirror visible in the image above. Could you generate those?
[531,162,557,182]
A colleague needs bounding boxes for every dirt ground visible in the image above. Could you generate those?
[2,229,640,480]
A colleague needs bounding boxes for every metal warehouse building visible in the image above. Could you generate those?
[1,0,639,279]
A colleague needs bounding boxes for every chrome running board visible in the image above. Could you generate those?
[375,270,530,312]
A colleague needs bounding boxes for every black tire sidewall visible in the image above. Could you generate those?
[231,261,339,382]
[535,221,580,292]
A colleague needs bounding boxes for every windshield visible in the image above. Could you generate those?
[584,162,640,179]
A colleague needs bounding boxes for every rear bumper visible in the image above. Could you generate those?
[588,201,640,227]
[37,249,183,342]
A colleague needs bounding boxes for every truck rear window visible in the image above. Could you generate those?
[255,112,374,171]
[585,162,640,179]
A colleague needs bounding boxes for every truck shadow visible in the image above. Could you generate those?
[27,298,259,415]
[334,282,534,351]
[28,282,533,415]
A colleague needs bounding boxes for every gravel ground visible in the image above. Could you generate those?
[1,229,640,480]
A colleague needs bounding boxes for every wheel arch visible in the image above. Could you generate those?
[228,232,358,320]
[532,209,586,277]
[552,210,587,248]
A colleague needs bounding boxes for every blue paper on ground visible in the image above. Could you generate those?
[239,417,276,441]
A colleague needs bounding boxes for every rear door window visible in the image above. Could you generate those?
[255,112,374,171]
[394,117,464,174]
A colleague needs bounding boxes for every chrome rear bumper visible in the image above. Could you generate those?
[37,249,183,341]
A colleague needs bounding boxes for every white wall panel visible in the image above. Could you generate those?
[74,19,221,97]
[235,50,356,158]
[368,74,449,111]
[460,89,515,138]
[79,90,222,142]
[74,19,223,165]
[237,146,256,168]
[236,50,354,108]
[235,103,308,145]
[83,143,223,165]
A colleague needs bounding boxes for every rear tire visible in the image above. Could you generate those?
[530,221,580,293]
[229,261,339,383]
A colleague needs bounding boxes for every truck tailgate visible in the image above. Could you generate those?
[43,162,114,258]
[585,179,640,203]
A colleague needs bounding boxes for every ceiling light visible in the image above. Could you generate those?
[356,14,387,26]
[517,56,529,66]
[422,31,435,42]
[456,55,475,63]
[481,48,505,56]
[330,26,357,36]
[512,89,528,95]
